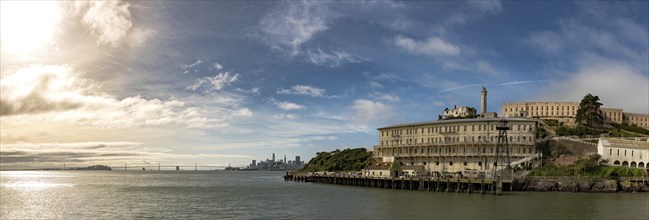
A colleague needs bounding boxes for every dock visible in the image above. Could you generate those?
[284,172,512,195]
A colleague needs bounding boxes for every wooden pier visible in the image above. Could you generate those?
[284,172,511,195]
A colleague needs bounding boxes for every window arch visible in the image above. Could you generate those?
[613,160,621,165]
[630,162,637,168]
[639,162,645,168]
[622,161,629,167]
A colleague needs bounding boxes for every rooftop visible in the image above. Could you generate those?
[378,117,536,130]
[599,138,649,150]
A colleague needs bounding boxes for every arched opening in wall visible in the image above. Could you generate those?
[613,160,621,166]
[622,161,629,167]
[639,162,645,168]
[630,162,637,168]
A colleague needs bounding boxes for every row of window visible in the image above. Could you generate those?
[608,148,644,160]
[505,105,577,112]
[381,124,533,137]
[376,146,534,156]
[381,135,534,146]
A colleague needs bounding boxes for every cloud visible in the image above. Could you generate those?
[187,72,239,91]
[272,113,298,120]
[364,72,402,82]
[182,59,203,69]
[526,31,564,53]
[367,81,383,89]
[0,65,236,129]
[370,93,400,102]
[394,35,460,57]
[304,48,362,67]
[68,1,134,47]
[276,101,305,111]
[467,0,503,15]
[536,54,648,113]
[258,1,332,55]
[350,99,391,123]
[232,108,253,117]
[1,65,98,116]
[477,60,504,76]
[277,85,326,97]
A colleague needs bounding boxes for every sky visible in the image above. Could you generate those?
[1,1,648,169]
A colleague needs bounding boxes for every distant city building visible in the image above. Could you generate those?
[502,102,648,129]
[295,156,301,166]
[597,137,649,168]
[272,153,275,162]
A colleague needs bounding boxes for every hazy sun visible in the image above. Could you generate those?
[1,1,62,58]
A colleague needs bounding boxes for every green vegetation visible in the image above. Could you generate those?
[612,123,649,135]
[537,127,549,139]
[529,154,646,178]
[543,119,559,127]
[575,93,604,127]
[299,148,373,172]
[555,125,605,137]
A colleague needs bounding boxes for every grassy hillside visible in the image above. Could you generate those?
[299,148,373,172]
[529,155,646,178]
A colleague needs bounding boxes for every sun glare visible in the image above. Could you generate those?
[0,1,62,58]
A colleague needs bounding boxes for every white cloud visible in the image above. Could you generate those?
[394,35,460,57]
[536,54,649,113]
[182,59,203,69]
[213,62,223,70]
[276,101,305,111]
[277,85,326,97]
[232,108,253,117]
[305,48,361,67]
[350,99,391,123]
[68,1,134,47]
[258,1,332,55]
[0,65,235,129]
[272,113,298,120]
[187,72,239,91]
[368,81,383,89]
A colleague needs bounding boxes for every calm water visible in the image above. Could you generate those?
[1,171,647,219]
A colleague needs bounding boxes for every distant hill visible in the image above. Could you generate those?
[69,165,112,170]
[299,148,372,172]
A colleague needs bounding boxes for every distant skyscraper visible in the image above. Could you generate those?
[272,153,275,162]
[295,156,301,166]
[284,155,286,164]
[252,160,256,167]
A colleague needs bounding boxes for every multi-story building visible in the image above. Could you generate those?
[502,102,648,129]
[597,137,649,168]
[372,117,538,173]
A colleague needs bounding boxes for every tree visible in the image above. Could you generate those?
[575,93,603,127]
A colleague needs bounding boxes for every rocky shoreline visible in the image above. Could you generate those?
[513,177,649,192]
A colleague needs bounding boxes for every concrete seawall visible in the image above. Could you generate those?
[513,177,649,192]
[285,173,649,193]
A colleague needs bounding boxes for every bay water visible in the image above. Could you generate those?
[1,171,647,219]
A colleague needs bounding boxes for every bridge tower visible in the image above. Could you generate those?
[492,119,512,180]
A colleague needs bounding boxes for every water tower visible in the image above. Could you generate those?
[492,119,512,180]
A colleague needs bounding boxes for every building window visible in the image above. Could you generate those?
[609,149,612,155]
[463,162,467,166]
[478,162,482,166]
[449,161,453,166]
[436,161,439,166]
